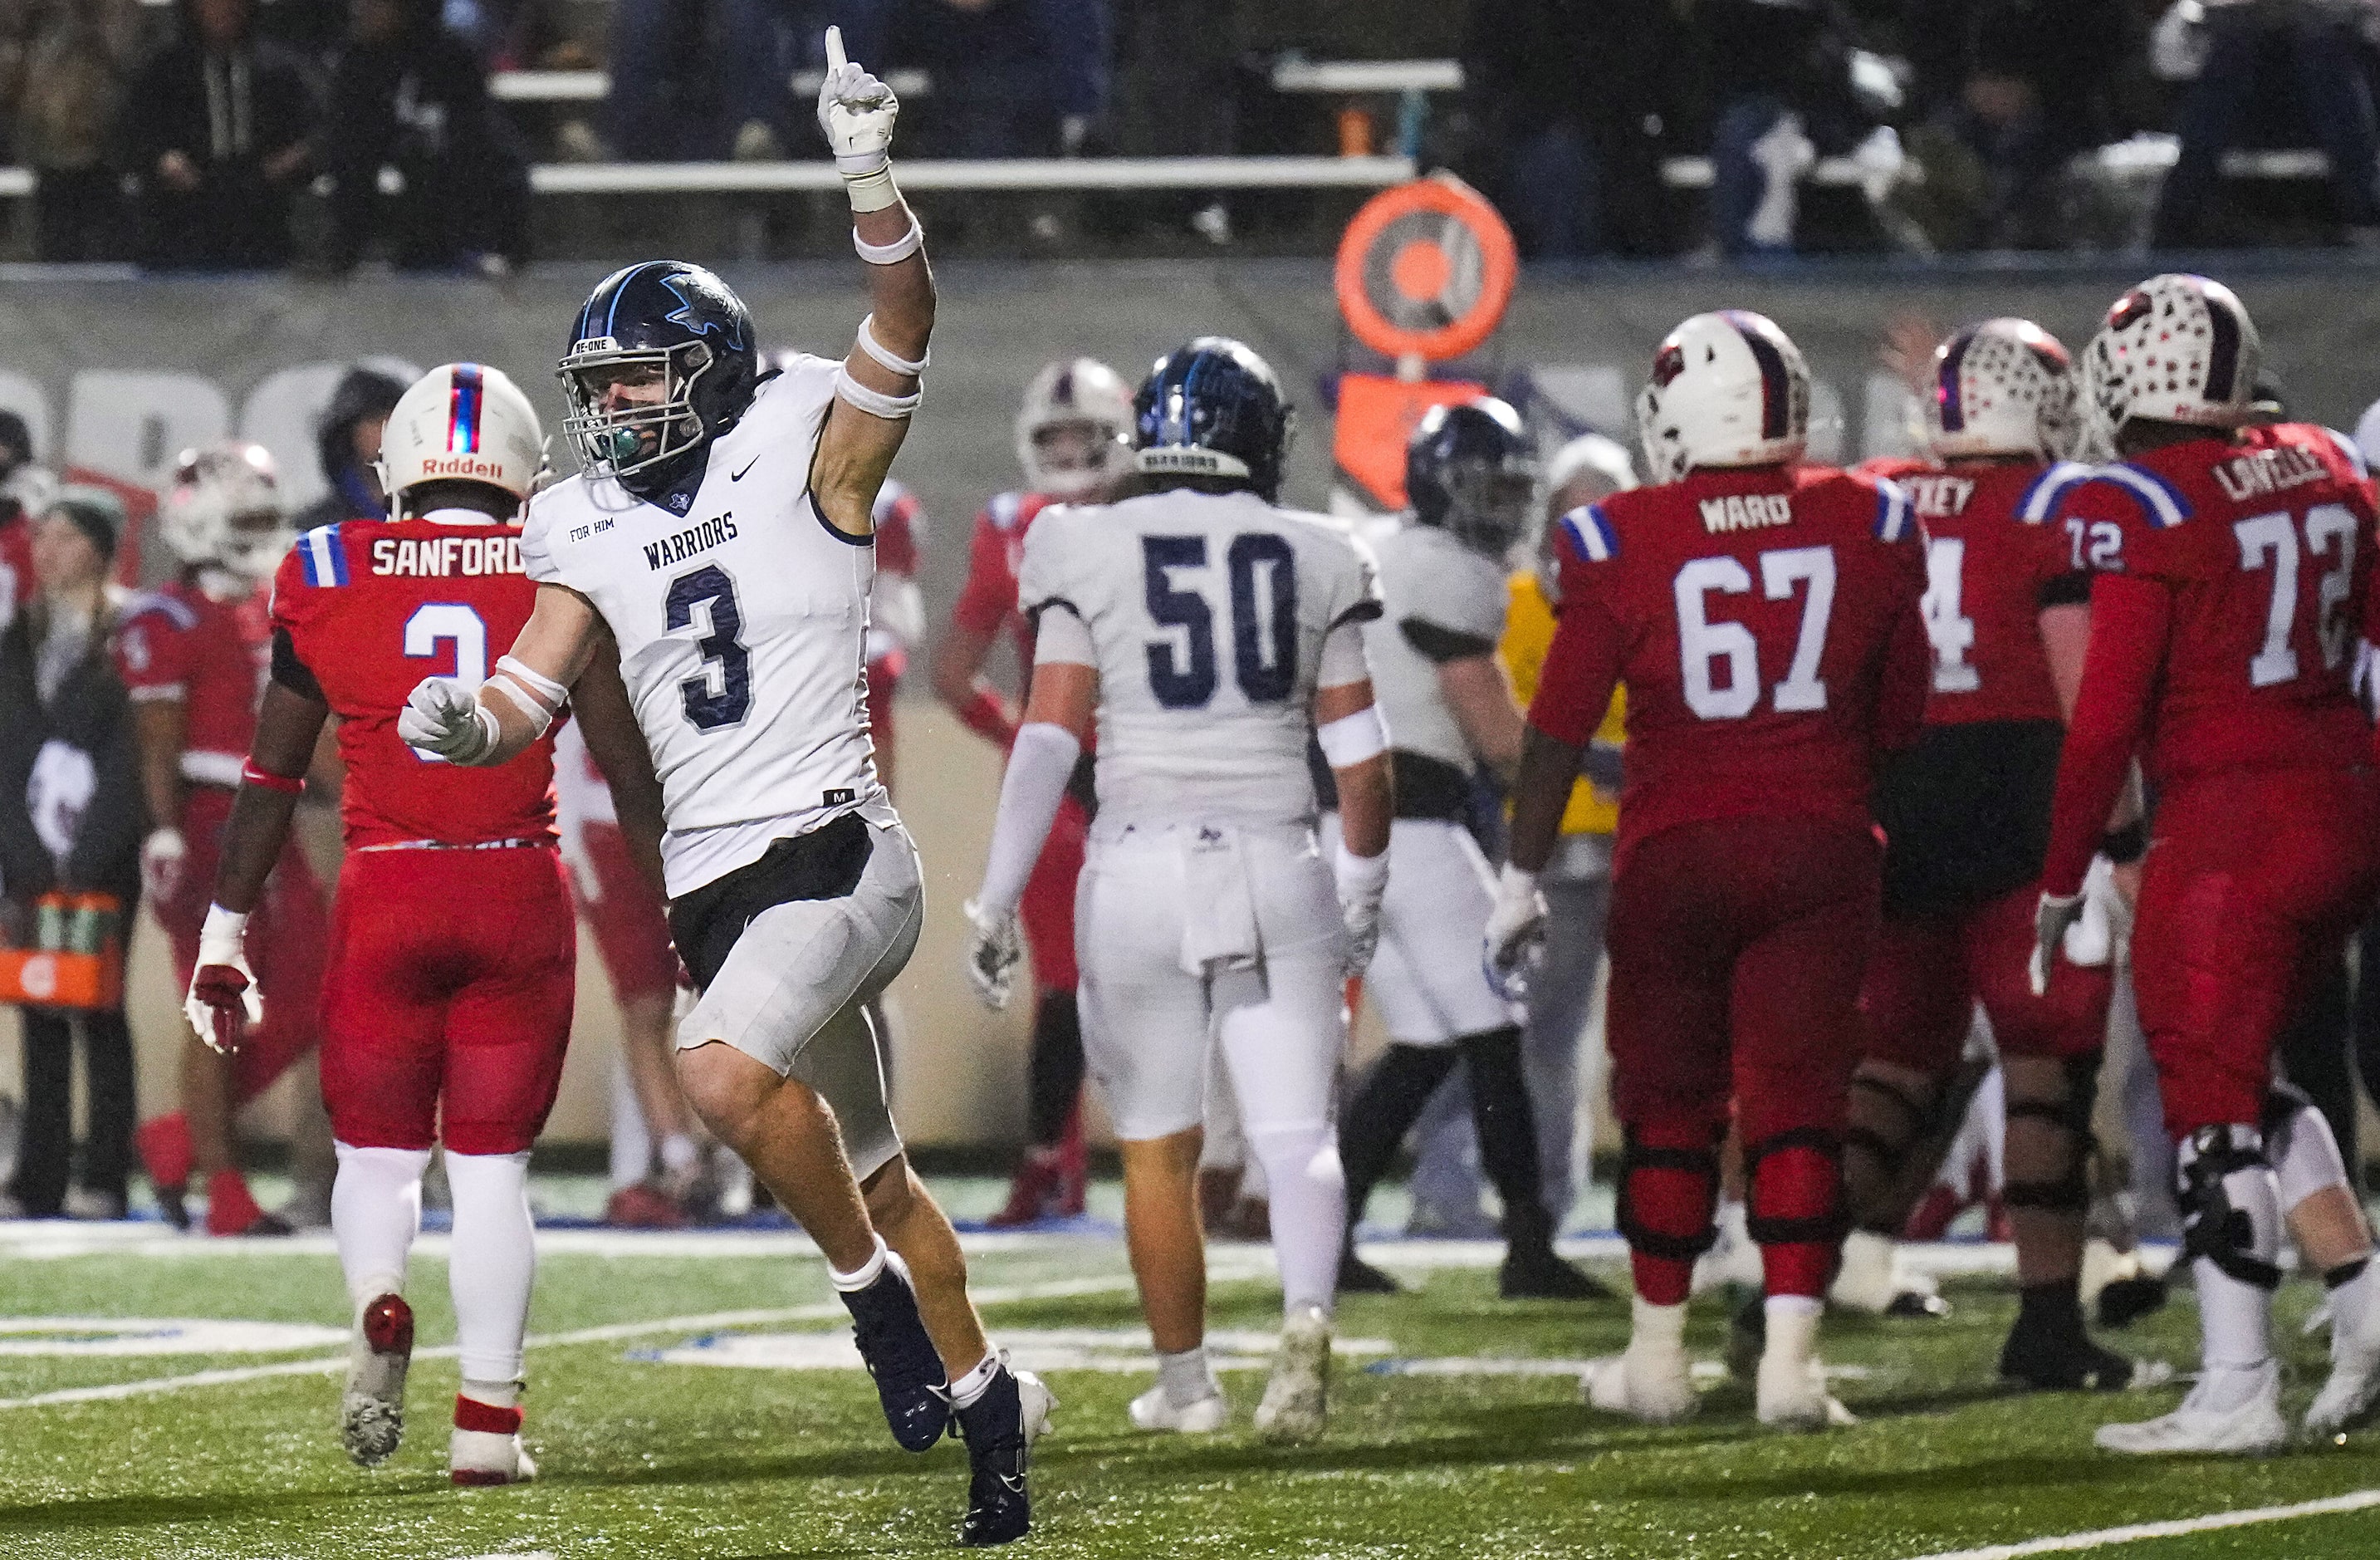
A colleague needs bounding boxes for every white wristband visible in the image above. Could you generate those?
[1317,704,1388,768]
[853,221,923,266]
[843,165,899,213]
[856,313,929,375]
[835,365,921,421]
[1332,837,1389,898]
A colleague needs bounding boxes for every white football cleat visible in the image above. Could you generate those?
[2304,1304,2380,1440]
[2096,1361,2286,1455]
[451,1396,537,1486]
[1756,1304,1854,1432]
[1254,1307,1330,1443]
[1584,1298,1696,1425]
[1129,1382,1229,1434]
[1828,1230,1941,1317]
[340,1289,413,1468]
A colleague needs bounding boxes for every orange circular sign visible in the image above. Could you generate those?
[1334,177,1518,363]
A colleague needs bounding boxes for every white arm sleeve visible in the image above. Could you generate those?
[1031,605,1096,666]
[975,721,1082,915]
[1315,617,1371,689]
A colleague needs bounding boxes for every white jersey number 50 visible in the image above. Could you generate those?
[1674,545,1836,720]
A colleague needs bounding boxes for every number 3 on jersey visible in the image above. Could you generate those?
[667,564,752,730]
[1675,545,1836,719]
[1142,533,1298,709]
[404,603,488,763]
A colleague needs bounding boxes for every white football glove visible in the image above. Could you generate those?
[2029,889,2086,998]
[1333,842,1388,978]
[398,676,497,765]
[1483,863,1550,1003]
[140,827,187,905]
[816,26,900,208]
[2060,854,2130,969]
[962,896,1023,1011]
[183,905,261,1054]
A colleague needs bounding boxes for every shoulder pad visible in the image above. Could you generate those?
[1556,502,1618,562]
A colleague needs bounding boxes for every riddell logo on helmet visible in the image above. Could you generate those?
[421,455,506,478]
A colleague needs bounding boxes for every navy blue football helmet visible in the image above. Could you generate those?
[559,261,760,485]
[1132,336,1294,501]
[1406,396,1539,557]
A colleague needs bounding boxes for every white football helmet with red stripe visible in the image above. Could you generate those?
[1016,357,1133,499]
[161,441,287,580]
[2079,274,2261,455]
[377,363,549,518]
[1924,318,2078,462]
[1634,310,1809,483]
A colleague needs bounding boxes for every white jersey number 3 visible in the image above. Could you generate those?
[404,602,488,763]
[1675,545,1836,719]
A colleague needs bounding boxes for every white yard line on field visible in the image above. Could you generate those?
[1904,1488,2380,1559]
[0,1261,1271,1411]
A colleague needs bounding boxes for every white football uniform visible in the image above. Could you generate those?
[1017,488,1378,1145]
[1343,518,1521,1047]
[522,358,913,1175]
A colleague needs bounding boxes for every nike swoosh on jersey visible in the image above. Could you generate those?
[732,458,759,481]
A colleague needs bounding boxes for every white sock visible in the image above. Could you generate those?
[1157,1344,1218,1405]
[829,1234,890,1293]
[331,1142,430,1308]
[609,1057,648,1190]
[2177,1130,2280,1381]
[2331,1261,2378,1349]
[948,1349,1001,1409]
[659,1133,702,1175]
[1764,1293,1824,1361]
[444,1150,537,1384]
[1629,1294,1687,1355]
[1248,1123,1344,1317]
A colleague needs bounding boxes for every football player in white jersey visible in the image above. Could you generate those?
[961,336,1393,1442]
[1332,399,1601,1302]
[397,33,1050,1547]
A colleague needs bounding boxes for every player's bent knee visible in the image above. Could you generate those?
[672,1039,787,1148]
[1617,1121,1726,1260]
[1743,1128,1849,1248]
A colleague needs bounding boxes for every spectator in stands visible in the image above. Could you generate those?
[851,0,1111,159]
[1898,0,2138,248]
[320,0,531,272]
[7,1,140,261]
[0,489,142,1221]
[1695,0,1882,255]
[600,0,820,161]
[2149,0,2380,248]
[1447,0,1687,257]
[294,365,407,532]
[125,0,317,268]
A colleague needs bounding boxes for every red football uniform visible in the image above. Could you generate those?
[115,574,326,1107]
[864,478,927,765]
[553,716,676,1006]
[1529,463,1927,1301]
[1855,457,2109,1077]
[2038,425,2380,1132]
[0,508,32,619]
[272,518,574,1155]
[949,488,1087,993]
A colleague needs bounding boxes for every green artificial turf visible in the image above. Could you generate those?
[0,1219,2376,1558]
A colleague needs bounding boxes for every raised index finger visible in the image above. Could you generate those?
[824,25,848,73]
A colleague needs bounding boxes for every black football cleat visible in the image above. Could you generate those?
[1335,1240,1401,1295]
[839,1251,951,1451]
[1500,1244,1613,1301]
[953,1359,1055,1547]
[2000,1303,2140,1392]
[2096,1273,2169,1330]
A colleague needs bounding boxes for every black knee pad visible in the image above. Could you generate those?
[2001,1052,2102,1213]
[1844,1072,1936,1179]
[1742,1126,1849,1247]
[2177,1126,2282,1291]
[1615,1125,1723,1262]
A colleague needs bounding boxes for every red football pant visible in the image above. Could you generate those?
[320,846,576,1156]
[1863,881,2113,1075]
[158,785,328,1104]
[1021,792,1087,993]
[571,821,677,1003]
[2132,768,2380,1136]
[1608,816,1879,1301]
